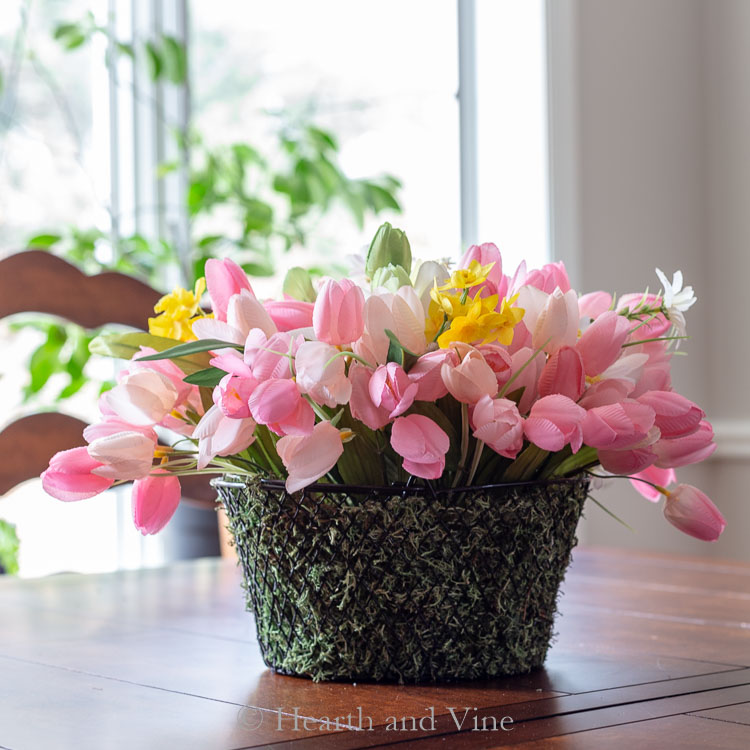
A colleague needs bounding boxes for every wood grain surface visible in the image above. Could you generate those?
[1,546,749,749]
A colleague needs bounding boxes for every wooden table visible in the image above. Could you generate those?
[1,547,749,749]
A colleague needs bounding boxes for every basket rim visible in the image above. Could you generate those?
[210,474,590,496]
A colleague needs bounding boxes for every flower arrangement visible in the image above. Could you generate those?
[41,223,724,543]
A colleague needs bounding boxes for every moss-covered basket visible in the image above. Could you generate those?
[213,475,588,683]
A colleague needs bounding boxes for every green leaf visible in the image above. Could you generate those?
[116,41,134,58]
[27,233,61,249]
[282,267,316,302]
[384,328,417,357]
[183,366,226,387]
[135,338,242,362]
[241,262,274,277]
[144,40,163,80]
[335,411,385,485]
[161,35,187,84]
[0,520,20,575]
[89,332,214,374]
[156,160,179,178]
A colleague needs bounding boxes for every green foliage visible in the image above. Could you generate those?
[0,520,20,575]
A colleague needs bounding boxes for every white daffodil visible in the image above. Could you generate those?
[655,268,696,339]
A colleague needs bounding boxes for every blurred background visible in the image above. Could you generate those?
[0,0,747,575]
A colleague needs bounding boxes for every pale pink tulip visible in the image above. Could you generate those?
[441,347,498,404]
[132,471,182,535]
[509,346,544,414]
[276,420,344,493]
[653,420,716,468]
[132,347,194,404]
[369,363,418,418]
[87,431,156,480]
[576,311,631,376]
[215,372,257,419]
[629,465,676,502]
[663,484,726,541]
[349,362,392,430]
[598,446,657,474]
[313,279,365,346]
[582,401,656,450]
[83,418,157,444]
[523,260,571,294]
[105,369,180,427]
[516,286,579,353]
[407,349,457,401]
[636,390,703,438]
[629,341,672,398]
[192,289,276,344]
[205,258,253,322]
[194,404,256,468]
[390,414,450,480]
[248,379,314,437]
[264,298,314,332]
[578,291,613,320]
[538,346,585,400]
[41,447,114,502]
[524,395,586,453]
[294,341,352,407]
[471,395,523,458]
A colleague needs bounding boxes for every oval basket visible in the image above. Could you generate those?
[213,475,589,683]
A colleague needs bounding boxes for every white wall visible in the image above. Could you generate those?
[549,0,750,560]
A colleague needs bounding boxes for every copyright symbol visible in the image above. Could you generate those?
[237,706,264,730]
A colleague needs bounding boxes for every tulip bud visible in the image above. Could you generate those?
[663,484,726,541]
[365,222,412,278]
[371,263,412,292]
[283,267,317,303]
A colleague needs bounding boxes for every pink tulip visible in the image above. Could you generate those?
[249,331,301,381]
[407,349,457,401]
[132,471,182,535]
[294,341,352,407]
[636,391,704,439]
[629,341,672,398]
[210,349,254,378]
[215,372,257,419]
[205,258,253,322]
[598,446,657,474]
[441,347,498,404]
[523,260,571,294]
[41,447,114,502]
[313,279,365,346]
[629,465,676,502]
[471,395,523,458]
[248,379,314,437]
[86,431,157,480]
[578,291,613,320]
[578,378,633,409]
[390,414,450,480]
[653,420,716,468]
[538,346,585,401]
[194,404,256,469]
[524,395,586,453]
[576,311,631,377]
[276,421,344,493]
[663,484,726,541]
[509,346,544,414]
[369,363,418,419]
[83,418,157,444]
[458,242,507,297]
[349,363,392,430]
[264,297,314,332]
[582,401,656,450]
[477,344,513,389]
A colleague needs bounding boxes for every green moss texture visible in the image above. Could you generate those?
[215,476,588,683]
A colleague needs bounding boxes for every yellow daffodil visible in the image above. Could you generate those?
[436,292,524,348]
[436,260,495,292]
[148,277,210,342]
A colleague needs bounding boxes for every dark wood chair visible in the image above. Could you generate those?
[0,250,224,549]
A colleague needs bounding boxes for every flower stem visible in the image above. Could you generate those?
[452,402,470,488]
